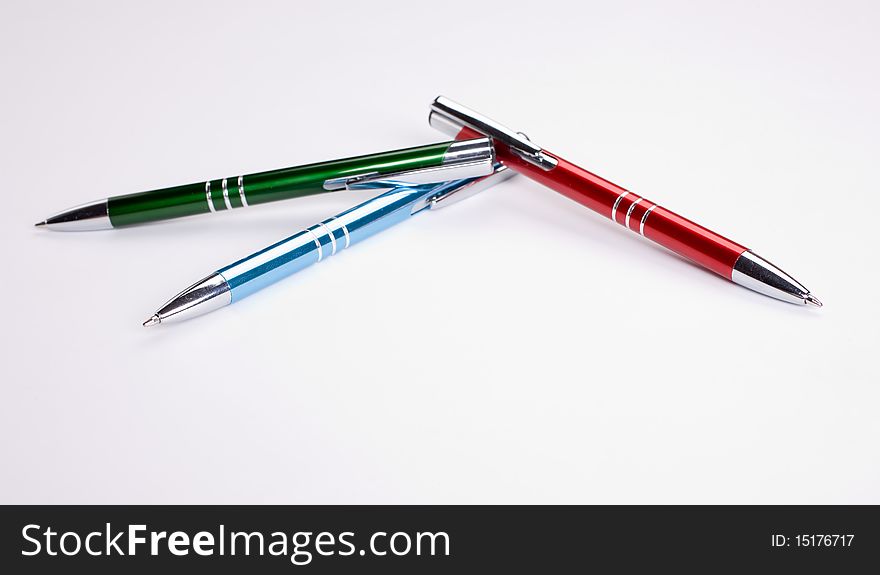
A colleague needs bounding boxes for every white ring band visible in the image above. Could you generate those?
[221,178,232,210]
[611,191,629,224]
[625,198,643,230]
[317,222,336,256]
[341,224,351,249]
[205,181,216,213]
[238,175,249,207]
[306,229,323,262]
[640,205,657,236]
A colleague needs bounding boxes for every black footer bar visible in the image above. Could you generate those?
[2,505,877,573]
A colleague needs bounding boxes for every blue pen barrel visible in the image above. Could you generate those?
[217,185,436,302]
[143,170,506,326]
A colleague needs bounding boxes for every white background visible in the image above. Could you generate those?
[1,1,877,503]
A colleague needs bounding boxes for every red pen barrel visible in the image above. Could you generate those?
[460,125,748,280]
[640,206,746,278]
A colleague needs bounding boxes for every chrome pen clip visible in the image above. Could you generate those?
[323,137,496,191]
[428,96,558,171]
[426,163,514,210]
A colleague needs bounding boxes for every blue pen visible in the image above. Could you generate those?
[143,164,511,326]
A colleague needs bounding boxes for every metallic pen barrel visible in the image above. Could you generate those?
[37,138,493,230]
[144,165,511,326]
[429,96,821,307]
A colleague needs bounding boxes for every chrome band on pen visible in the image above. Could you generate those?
[237,175,249,207]
[205,181,216,213]
[221,178,233,210]
[611,191,629,224]
[639,205,657,236]
[624,198,643,230]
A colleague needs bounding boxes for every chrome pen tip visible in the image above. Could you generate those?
[804,294,823,308]
[34,220,47,227]
[142,314,161,327]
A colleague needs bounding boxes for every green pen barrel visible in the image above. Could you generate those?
[106,141,455,227]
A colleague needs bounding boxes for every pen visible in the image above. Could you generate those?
[143,164,512,325]
[429,97,821,307]
[35,138,494,230]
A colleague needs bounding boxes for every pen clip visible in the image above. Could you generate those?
[334,159,494,192]
[428,96,558,171]
[323,137,496,191]
[425,163,514,210]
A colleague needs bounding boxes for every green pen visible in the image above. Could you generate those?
[35,138,494,230]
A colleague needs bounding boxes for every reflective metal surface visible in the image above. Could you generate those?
[731,250,821,306]
[145,273,232,325]
[624,198,643,230]
[323,137,494,191]
[36,198,112,231]
[611,191,629,223]
[237,175,249,207]
[205,181,216,213]
[336,159,493,191]
[146,166,510,325]
[429,96,558,170]
[639,205,657,236]
[442,137,496,165]
[427,164,513,210]
[221,178,233,210]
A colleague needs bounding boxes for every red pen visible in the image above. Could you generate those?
[429,96,821,307]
